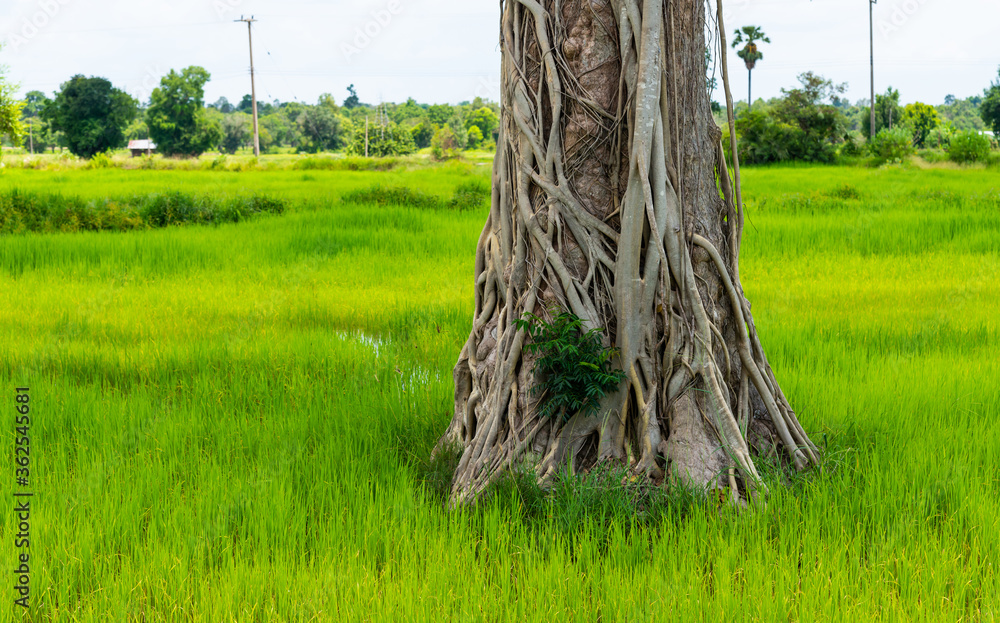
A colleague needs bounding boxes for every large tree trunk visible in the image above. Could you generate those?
[437,0,819,505]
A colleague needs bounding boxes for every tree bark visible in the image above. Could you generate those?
[437,0,819,505]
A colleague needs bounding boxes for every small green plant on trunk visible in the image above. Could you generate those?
[514,310,625,422]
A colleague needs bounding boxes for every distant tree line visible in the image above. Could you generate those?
[717,65,1000,166]
[16,63,1000,165]
[18,70,501,160]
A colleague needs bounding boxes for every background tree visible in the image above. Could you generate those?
[42,75,136,158]
[346,120,414,157]
[238,94,274,116]
[210,96,234,113]
[437,0,818,504]
[22,90,49,119]
[147,67,222,158]
[902,102,940,148]
[466,125,484,149]
[316,93,337,111]
[0,65,24,150]
[411,122,434,149]
[737,72,847,164]
[427,104,453,127]
[861,86,903,139]
[124,116,150,140]
[392,98,424,124]
[297,106,343,153]
[732,25,770,110]
[220,112,252,154]
[430,126,460,160]
[937,96,985,132]
[466,106,499,144]
[18,90,48,153]
[343,84,360,109]
[980,67,1000,139]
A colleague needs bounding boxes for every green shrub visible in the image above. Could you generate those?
[839,135,865,158]
[295,156,400,172]
[340,184,441,209]
[513,310,625,422]
[869,127,915,164]
[948,131,991,165]
[0,189,286,234]
[345,122,416,158]
[86,151,115,170]
[448,179,490,210]
[926,126,953,149]
[139,191,284,226]
[825,184,861,200]
[431,127,461,161]
[917,149,950,164]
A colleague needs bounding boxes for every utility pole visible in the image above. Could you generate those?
[869,0,877,140]
[235,15,260,157]
[365,115,369,157]
[28,121,33,155]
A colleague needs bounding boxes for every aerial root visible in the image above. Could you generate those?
[440,0,818,504]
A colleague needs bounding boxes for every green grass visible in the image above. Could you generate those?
[0,163,998,621]
[0,189,288,234]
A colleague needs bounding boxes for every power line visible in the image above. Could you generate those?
[252,26,301,103]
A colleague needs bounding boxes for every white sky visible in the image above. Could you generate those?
[2,0,997,107]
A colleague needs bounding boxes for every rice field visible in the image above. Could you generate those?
[0,160,998,621]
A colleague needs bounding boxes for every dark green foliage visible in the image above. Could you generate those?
[297,106,344,153]
[465,107,499,143]
[313,180,492,211]
[736,109,799,164]
[236,94,273,116]
[736,73,846,164]
[340,184,441,209]
[861,87,904,139]
[447,180,490,210]
[426,104,453,126]
[410,122,434,149]
[902,102,940,148]
[147,67,223,158]
[41,75,137,159]
[140,192,286,227]
[948,130,991,165]
[219,113,251,155]
[513,311,625,422]
[22,90,48,118]
[416,442,464,503]
[825,184,861,200]
[343,84,361,109]
[0,189,286,234]
[346,122,416,157]
[431,126,462,160]
[936,96,986,132]
[917,148,950,164]
[980,68,1000,138]
[840,134,865,158]
[294,156,401,172]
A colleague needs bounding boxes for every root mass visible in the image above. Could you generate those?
[437,0,819,504]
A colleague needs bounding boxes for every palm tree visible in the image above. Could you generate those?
[732,26,770,110]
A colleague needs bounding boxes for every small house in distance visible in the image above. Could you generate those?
[128,140,156,157]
